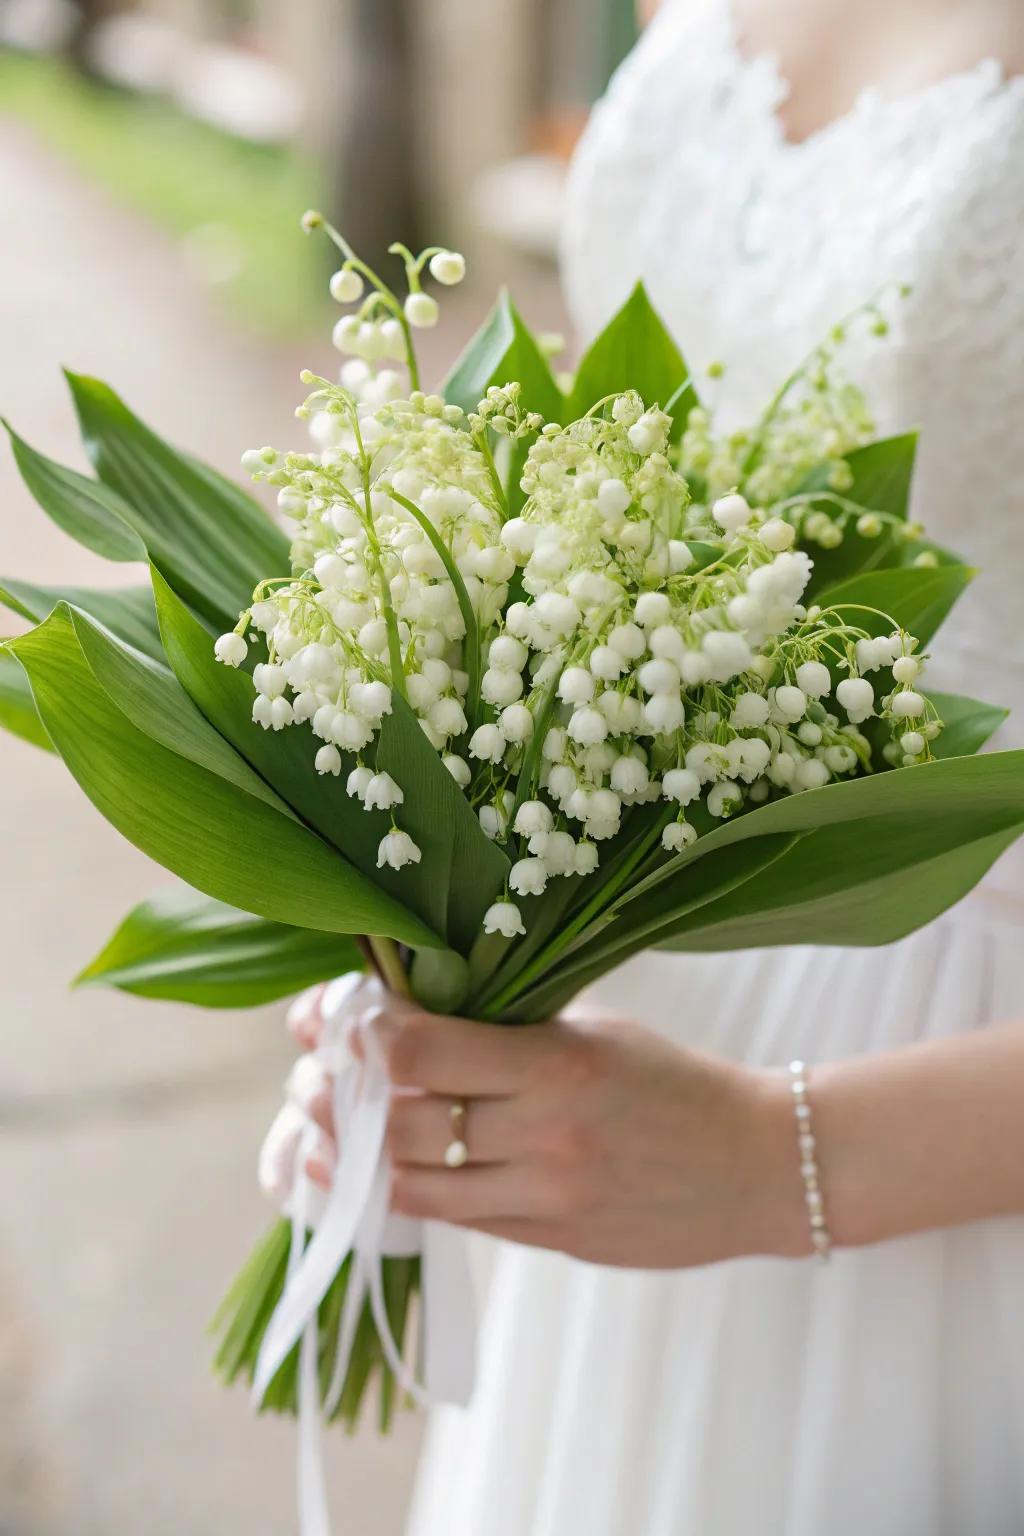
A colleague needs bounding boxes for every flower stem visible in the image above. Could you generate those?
[368,936,411,998]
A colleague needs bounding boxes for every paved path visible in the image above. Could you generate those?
[0,120,429,1535]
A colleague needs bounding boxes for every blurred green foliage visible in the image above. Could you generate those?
[0,49,329,338]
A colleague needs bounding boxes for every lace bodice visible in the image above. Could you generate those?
[562,0,1024,745]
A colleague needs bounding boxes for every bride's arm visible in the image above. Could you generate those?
[300,996,1024,1268]
[805,1022,1024,1248]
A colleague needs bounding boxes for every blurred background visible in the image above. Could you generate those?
[0,1,637,1531]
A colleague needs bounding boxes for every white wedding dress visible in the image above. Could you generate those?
[408,3,1024,1532]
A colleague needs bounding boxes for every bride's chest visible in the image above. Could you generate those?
[568,9,1020,422]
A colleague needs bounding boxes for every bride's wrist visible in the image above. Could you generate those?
[742,1068,820,1260]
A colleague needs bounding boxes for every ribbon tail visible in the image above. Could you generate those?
[253,1055,387,1405]
[297,1316,330,1536]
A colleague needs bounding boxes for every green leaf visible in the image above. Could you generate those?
[500,832,803,1022]
[152,567,506,953]
[798,435,962,594]
[66,602,292,816]
[662,750,1024,874]
[816,563,974,647]
[928,692,1009,759]
[8,606,436,944]
[576,749,1024,947]
[64,372,290,627]
[565,282,697,436]
[442,292,564,422]
[502,752,1024,1017]
[0,575,163,658]
[800,433,919,519]
[4,419,148,562]
[376,709,510,954]
[0,650,53,751]
[659,814,1023,954]
[77,888,365,1008]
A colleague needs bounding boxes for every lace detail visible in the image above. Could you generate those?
[562,0,1024,752]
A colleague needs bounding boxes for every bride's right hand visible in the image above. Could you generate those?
[257,983,339,1199]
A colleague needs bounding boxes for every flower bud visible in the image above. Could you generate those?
[597,478,631,520]
[795,661,832,698]
[568,707,609,745]
[712,493,751,533]
[330,267,364,303]
[890,690,925,719]
[405,292,439,329]
[663,767,701,805]
[759,517,795,551]
[429,250,466,286]
[558,667,595,706]
[892,655,920,684]
[443,753,471,788]
[836,677,875,723]
[773,684,808,723]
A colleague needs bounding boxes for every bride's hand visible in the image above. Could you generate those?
[295,993,810,1269]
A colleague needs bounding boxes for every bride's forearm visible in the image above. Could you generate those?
[781,1021,1024,1250]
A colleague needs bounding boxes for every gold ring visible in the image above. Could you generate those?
[444,1098,469,1168]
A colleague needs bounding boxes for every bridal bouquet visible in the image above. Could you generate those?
[4,215,1024,1449]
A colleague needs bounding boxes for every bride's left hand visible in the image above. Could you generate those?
[306,999,809,1268]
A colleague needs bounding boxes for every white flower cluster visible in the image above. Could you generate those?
[215,238,939,939]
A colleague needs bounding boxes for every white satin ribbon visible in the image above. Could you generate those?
[253,975,477,1536]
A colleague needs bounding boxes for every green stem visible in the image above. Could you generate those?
[351,418,407,702]
[368,936,412,998]
[319,219,421,392]
[383,486,482,725]
[474,431,509,520]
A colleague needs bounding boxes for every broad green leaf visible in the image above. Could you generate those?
[655,750,1024,876]
[373,699,510,954]
[4,420,147,562]
[565,282,697,436]
[595,749,1024,926]
[659,816,1023,953]
[816,563,974,647]
[501,753,1024,1017]
[498,833,802,1022]
[442,292,564,422]
[0,650,53,751]
[65,372,289,627]
[800,433,919,519]
[66,604,292,816]
[152,567,507,952]
[798,435,961,593]
[928,692,1009,759]
[9,606,436,944]
[0,575,163,659]
[77,888,364,1008]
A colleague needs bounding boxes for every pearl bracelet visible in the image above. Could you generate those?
[788,1060,831,1263]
